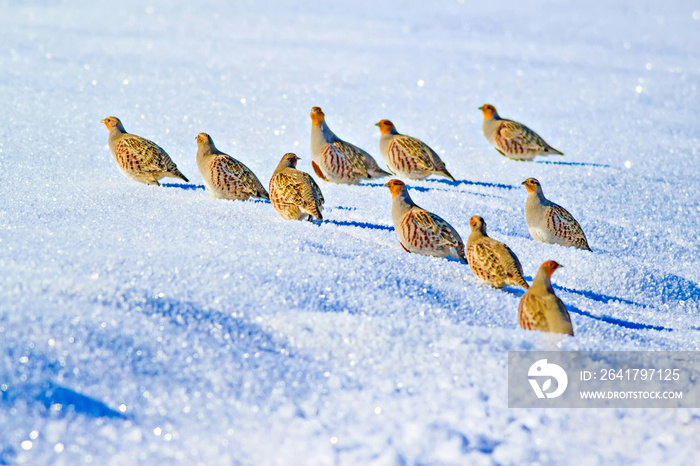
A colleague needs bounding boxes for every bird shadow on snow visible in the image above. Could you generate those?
[565,304,672,332]
[469,283,669,332]
[161,182,204,191]
[552,274,700,314]
[551,284,674,331]
[500,287,528,299]
[552,284,642,307]
[534,160,613,168]
[423,178,519,190]
[322,218,394,232]
[515,280,673,332]
[362,180,506,198]
[160,183,272,203]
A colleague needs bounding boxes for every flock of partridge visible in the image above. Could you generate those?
[102,104,591,337]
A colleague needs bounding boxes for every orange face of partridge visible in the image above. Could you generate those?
[469,215,485,232]
[310,107,325,125]
[375,119,395,135]
[478,104,496,120]
[101,116,119,130]
[541,260,562,277]
[384,179,405,198]
[195,133,210,145]
[521,177,541,193]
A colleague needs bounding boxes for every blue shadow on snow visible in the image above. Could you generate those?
[363,180,504,198]
[1,381,127,420]
[161,182,204,191]
[534,160,612,168]
[566,304,672,332]
[322,219,394,232]
[500,287,528,298]
[651,273,700,304]
[161,183,271,203]
[423,178,519,190]
[37,382,127,418]
[553,284,643,307]
[0,445,16,465]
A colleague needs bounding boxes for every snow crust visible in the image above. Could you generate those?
[1,0,699,464]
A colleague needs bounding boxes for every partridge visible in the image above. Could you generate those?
[522,178,591,251]
[478,104,563,161]
[518,261,573,336]
[102,116,189,185]
[385,179,466,262]
[376,120,455,181]
[310,107,390,184]
[195,133,269,200]
[466,216,528,289]
[269,153,324,221]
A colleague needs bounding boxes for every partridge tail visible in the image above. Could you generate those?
[458,247,468,264]
[367,166,391,179]
[258,188,270,200]
[544,146,563,156]
[172,169,189,183]
[437,168,455,182]
[513,275,529,289]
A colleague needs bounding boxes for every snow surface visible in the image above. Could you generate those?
[1,0,699,464]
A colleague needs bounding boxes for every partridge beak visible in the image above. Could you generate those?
[374,122,380,127]
[520,180,527,185]
[477,106,483,111]
[100,119,105,123]
[382,182,390,187]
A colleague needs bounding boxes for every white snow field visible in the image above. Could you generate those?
[1,0,699,464]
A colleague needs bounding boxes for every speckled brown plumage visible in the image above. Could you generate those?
[269,153,324,221]
[195,133,268,200]
[376,120,455,181]
[522,178,591,251]
[385,179,466,262]
[479,104,562,161]
[518,261,574,335]
[310,107,390,184]
[102,116,188,185]
[466,216,528,289]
